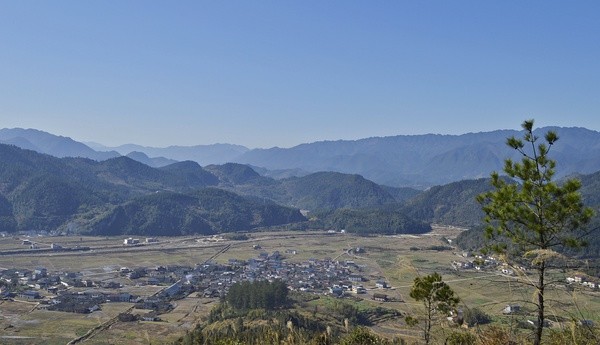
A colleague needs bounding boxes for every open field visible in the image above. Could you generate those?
[1,227,599,344]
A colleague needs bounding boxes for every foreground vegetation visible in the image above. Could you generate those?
[174,276,600,345]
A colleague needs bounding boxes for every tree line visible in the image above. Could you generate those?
[225,280,289,310]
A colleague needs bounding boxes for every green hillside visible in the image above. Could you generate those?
[279,172,397,210]
[204,163,271,185]
[88,188,306,236]
[401,178,495,227]
[310,206,431,235]
[0,144,303,234]
[222,171,398,211]
[455,171,600,261]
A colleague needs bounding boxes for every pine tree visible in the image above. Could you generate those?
[477,119,594,345]
[409,272,459,345]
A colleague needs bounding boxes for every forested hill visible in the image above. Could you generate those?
[400,178,494,227]
[278,172,397,210]
[4,138,600,238]
[0,144,301,234]
[217,170,399,211]
[454,172,600,258]
[87,189,306,236]
[0,144,407,234]
[204,163,272,185]
[310,207,431,235]
[400,172,600,230]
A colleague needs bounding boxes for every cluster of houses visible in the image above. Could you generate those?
[0,265,191,317]
[123,237,159,246]
[451,252,500,271]
[0,267,125,293]
[1,249,394,317]
[566,275,599,290]
[193,252,391,302]
[451,252,600,292]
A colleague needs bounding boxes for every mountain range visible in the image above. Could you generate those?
[2,132,600,240]
[4,126,600,188]
[0,142,423,235]
[0,143,309,235]
[0,128,121,161]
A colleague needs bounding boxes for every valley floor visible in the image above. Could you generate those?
[0,227,598,344]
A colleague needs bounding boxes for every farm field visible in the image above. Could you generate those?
[1,227,599,344]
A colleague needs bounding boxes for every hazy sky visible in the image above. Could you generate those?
[1,1,599,148]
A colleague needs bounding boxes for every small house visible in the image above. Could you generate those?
[19,290,41,300]
[373,293,388,302]
[34,267,47,277]
[329,285,343,297]
[583,281,597,289]
[164,282,182,297]
[375,280,389,289]
[503,304,521,314]
[123,238,140,245]
[352,285,366,294]
[348,275,363,282]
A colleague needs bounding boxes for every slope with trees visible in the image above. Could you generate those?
[86,188,306,236]
[401,178,494,227]
[278,172,397,210]
[0,143,412,235]
[0,144,302,234]
[310,207,431,235]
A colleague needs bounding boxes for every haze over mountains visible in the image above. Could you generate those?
[3,126,600,188]
[89,142,250,166]
[0,128,121,161]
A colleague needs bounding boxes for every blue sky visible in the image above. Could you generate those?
[1,1,599,148]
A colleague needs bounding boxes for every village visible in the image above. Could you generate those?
[2,231,598,325]
[1,227,598,345]
[0,242,397,321]
[450,249,600,291]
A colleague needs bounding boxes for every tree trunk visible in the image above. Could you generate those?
[425,299,432,345]
[534,262,545,345]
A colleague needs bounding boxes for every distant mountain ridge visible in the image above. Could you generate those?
[0,128,120,161]
[3,126,600,187]
[100,143,250,166]
[234,127,600,187]
[125,151,178,167]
